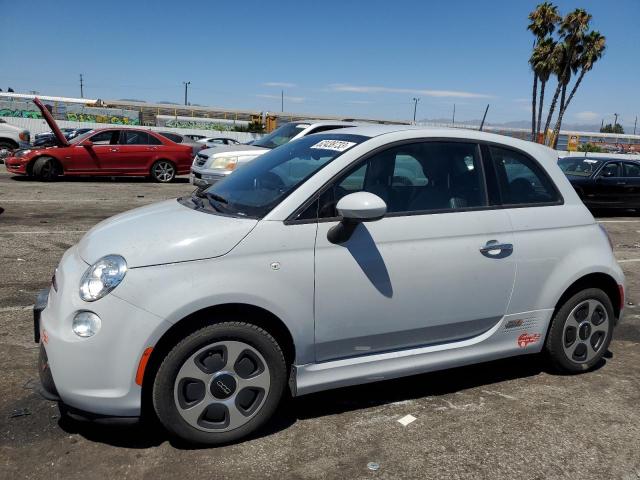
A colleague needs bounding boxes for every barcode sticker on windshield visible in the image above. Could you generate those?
[310,140,357,152]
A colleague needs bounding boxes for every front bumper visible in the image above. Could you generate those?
[4,157,27,174]
[36,246,170,417]
[190,165,229,187]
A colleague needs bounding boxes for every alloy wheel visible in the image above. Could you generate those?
[153,161,175,182]
[173,340,270,432]
[562,299,610,364]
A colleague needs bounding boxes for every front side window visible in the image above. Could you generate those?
[316,141,486,218]
[599,162,621,178]
[122,131,159,145]
[200,134,367,218]
[89,130,120,145]
[490,146,559,205]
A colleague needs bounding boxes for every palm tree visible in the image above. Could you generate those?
[551,31,606,146]
[527,2,560,141]
[542,8,591,143]
[531,38,556,139]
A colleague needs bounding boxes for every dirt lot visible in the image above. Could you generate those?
[0,171,638,480]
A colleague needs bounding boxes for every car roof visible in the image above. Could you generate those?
[289,120,359,128]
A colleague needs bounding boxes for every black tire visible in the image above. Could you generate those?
[150,160,176,183]
[0,140,17,163]
[545,288,614,373]
[32,156,60,181]
[153,321,287,445]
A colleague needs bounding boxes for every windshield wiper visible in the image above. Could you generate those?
[191,191,205,209]
[207,192,228,204]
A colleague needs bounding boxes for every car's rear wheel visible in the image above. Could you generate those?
[153,322,287,445]
[545,288,614,373]
[150,160,176,183]
[33,156,60,181]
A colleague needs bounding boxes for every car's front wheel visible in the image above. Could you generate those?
[150,160,176,183]
[545,288,614,373]
[153,322,287,445]
[32,156,60,181]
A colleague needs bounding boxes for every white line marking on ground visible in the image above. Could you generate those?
[618,258,640,263]
[482,390,517,400]
[0,231,88,235]
[397,414,417,426]
[598,220,640,223]
[0,305,33,313]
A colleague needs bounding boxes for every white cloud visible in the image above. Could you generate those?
[256,94,305,103]
[263,82,297,88]
[347,100,373,105]
[328,83,492,99]
[574,111,599,122]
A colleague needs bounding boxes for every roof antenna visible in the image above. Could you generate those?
[479,104,490,131]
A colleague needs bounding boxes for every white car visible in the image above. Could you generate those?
[190,120,356,188]
[0,119,30,162]
[196,137,241,147]
[36,125,624,445]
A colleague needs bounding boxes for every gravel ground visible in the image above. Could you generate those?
[0,171,638,480]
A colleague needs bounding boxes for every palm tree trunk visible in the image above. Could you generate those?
[542,81,563,143]
[531,73,538,141]
[551,83,569,148]
[536,80,546,141]
[551,70,586,149]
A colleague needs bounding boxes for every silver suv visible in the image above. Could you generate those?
[36,125,624,445]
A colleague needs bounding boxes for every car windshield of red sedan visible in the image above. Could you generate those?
[558,157,604,177]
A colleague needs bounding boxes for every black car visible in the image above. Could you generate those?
[558,156,640,210]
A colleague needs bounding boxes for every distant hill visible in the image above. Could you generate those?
[419,118,635,134]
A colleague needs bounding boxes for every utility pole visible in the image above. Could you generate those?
[281,90,284,112]
[452,103,456,125]
[600,119,604,131]
[412,97,420,123]
[183,81,191,106]
[479,104,490,131]
[634,116,637,136]
[79,74,84,98]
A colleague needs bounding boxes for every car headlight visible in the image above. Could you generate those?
[79,255,127,302]
[210,156,239,170]
[15,149,31,158]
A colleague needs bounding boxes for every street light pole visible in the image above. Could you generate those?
[412,97,420,123]
[281,90,284,112]
[183,81,191,106]
[613,112,619,128]
[79,74,84,98]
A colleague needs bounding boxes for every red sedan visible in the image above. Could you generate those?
[5,98,193,182]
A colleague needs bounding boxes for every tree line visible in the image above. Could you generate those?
[528,3,606,147]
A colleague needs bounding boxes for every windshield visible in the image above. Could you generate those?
[200,133,367,218]
[69,129,96,144]
[558,157,604,177]
[251,122,309,149]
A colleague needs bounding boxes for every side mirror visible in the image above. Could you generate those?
[327,192,387,244]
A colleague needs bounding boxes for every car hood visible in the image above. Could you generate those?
[77,199,258,267]
[200,144,268,157]
[33,98,69,147]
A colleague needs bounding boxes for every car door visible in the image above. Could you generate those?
[118,130,162,174]
[622,161,640,207]
[311,141,516,362]
[71,130,121,174]
[592,161,625,207]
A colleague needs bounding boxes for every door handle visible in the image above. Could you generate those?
[480,240,513,258]
[110,148,119,152]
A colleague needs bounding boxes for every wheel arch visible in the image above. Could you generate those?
[27,155,64,176]
[0,138,19,149]
[140,302,296,417]
[553,272,622,322]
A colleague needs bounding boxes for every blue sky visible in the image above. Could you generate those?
[1,0,638,126]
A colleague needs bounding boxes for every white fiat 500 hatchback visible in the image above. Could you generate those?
[36,126,625,445]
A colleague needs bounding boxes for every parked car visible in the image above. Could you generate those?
[558,155,640,210]
[66,128,93,140]
[196,137,241,146]
[35,125,624,445]
[0,119,31,163]
[157,131,207,156]
[33,128,76,147]
[5,99,193,182]
[190,120,356,188]
[184,134,206,141]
